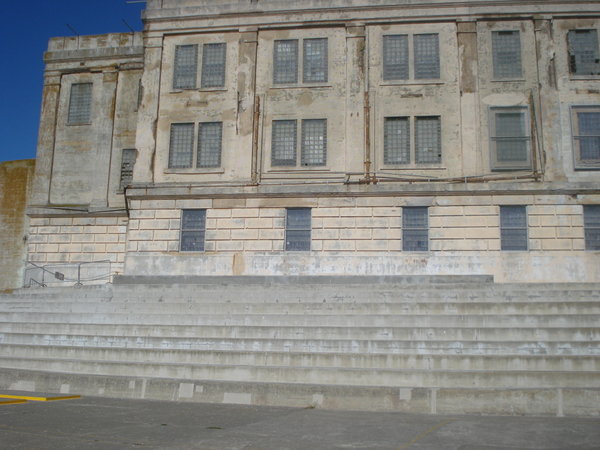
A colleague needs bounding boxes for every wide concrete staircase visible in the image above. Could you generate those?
[0,276,598,416]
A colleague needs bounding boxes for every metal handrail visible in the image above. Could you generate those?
[24,260,113,287]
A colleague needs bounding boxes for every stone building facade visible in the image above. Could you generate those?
[26,0,600,283]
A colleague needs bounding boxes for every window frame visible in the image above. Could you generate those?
[273,37,329,86]
[173,42,227,91]
[571,105,600,170]
[382,33,440,82]
[180,209,206,252]
[168,122,224,170]
[567,29,600,77]
[67,82,93,126]
[119,149,136,192]
[383,116,442,166]
[285,208,311,251]
[584,205,600,251]
[402,207,429,252]
[270,119,327,168]
[489,106,532,171]
[491,30,523,80]
[500,205,528,251]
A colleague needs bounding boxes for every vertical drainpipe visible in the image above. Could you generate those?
[363,27,375,184]
[249,30,260,185]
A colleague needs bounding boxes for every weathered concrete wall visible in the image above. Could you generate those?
[0,160,35,290]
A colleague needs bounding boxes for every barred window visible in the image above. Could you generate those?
[403,207,428,252]
[490,107,531,171]
[286,208,311,251]
[568,29,600,76]
[201,43,226,88]
[383,35,409,80]
[168,123,194,168]
[303,38,328,83]
[415,116,441,164]
[492,30,522,79]
[173,45,198,89]
[197,122,222,168]
[272,120,297,166]
[273,40,298,84]
[68,83,93,125]
[384,117,410,164]
[584,205,600,250]
[301,119,327,166]
[119,149,136,191]
[572,106,600,169]
[180,209,206,252]
[414,34,440,79]
[500,205,528,251]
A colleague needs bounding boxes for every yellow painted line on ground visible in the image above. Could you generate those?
[396,419,454,450]
[0,399,28,405]
[0,394,81,402]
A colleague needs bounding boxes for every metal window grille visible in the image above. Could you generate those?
[273,40,298,84]
[286,208,311,251]
[180,209,206,252]
[168,123,194,168]
[402,207,428,252]
[119,149,136,191]
[568,30,600,76]
[383,35,409,80]
[272,120,297,166]
[574,109,600,166]
[491,109,530,169]
[301,119,327,166]
[492,30,522,79]
[384,117,410,164]
[201,43,226,88]
[68,83,93,125]
[584,205,600,250]
[414,34,440,79]
[173,45,198,89]
[197,122,222,168]
[303,38,328,83]
[500,205,528,251]
[415,116,441,164]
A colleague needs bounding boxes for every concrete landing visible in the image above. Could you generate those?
[0,396,599,450]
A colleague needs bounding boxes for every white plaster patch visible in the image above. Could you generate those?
[312,393,324,407]
[98,388,105,395]
[9,380,35,391]
[223,392,252,405]
[129,380,136,390]
[60,384,70,394]
[178,383,195,399]
[399,388,412,401]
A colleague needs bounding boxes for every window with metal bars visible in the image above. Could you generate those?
[489,107,531,171]
[173,45,198,89]
[383,33,439,81]
[119,149,136,191]
[180,209,206,252]
[273,38,328,85]
[584,205,600,250]
[402,207,428,252]
[201,43,226,88]
[197,122,222,168]
[272,120,297,166]
[568,30,600,76]
[286,208,311,251]
[384,116,441,165]
[67,83,93,125]
[492,30,522,79]
[168,123,194,168]
[500,205,528,251]
[301,119,327,166]
[572,106,600,169]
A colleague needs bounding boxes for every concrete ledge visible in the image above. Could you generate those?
[0,368,597,416]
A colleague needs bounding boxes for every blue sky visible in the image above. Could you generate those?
[0,1,145,163]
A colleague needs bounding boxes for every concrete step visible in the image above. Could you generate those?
[0,332,597,356]
[1,344,597,371]
[1,301,599,315]
[0,312,598,327]
[1,356,598,389]
[0,323,596,342]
